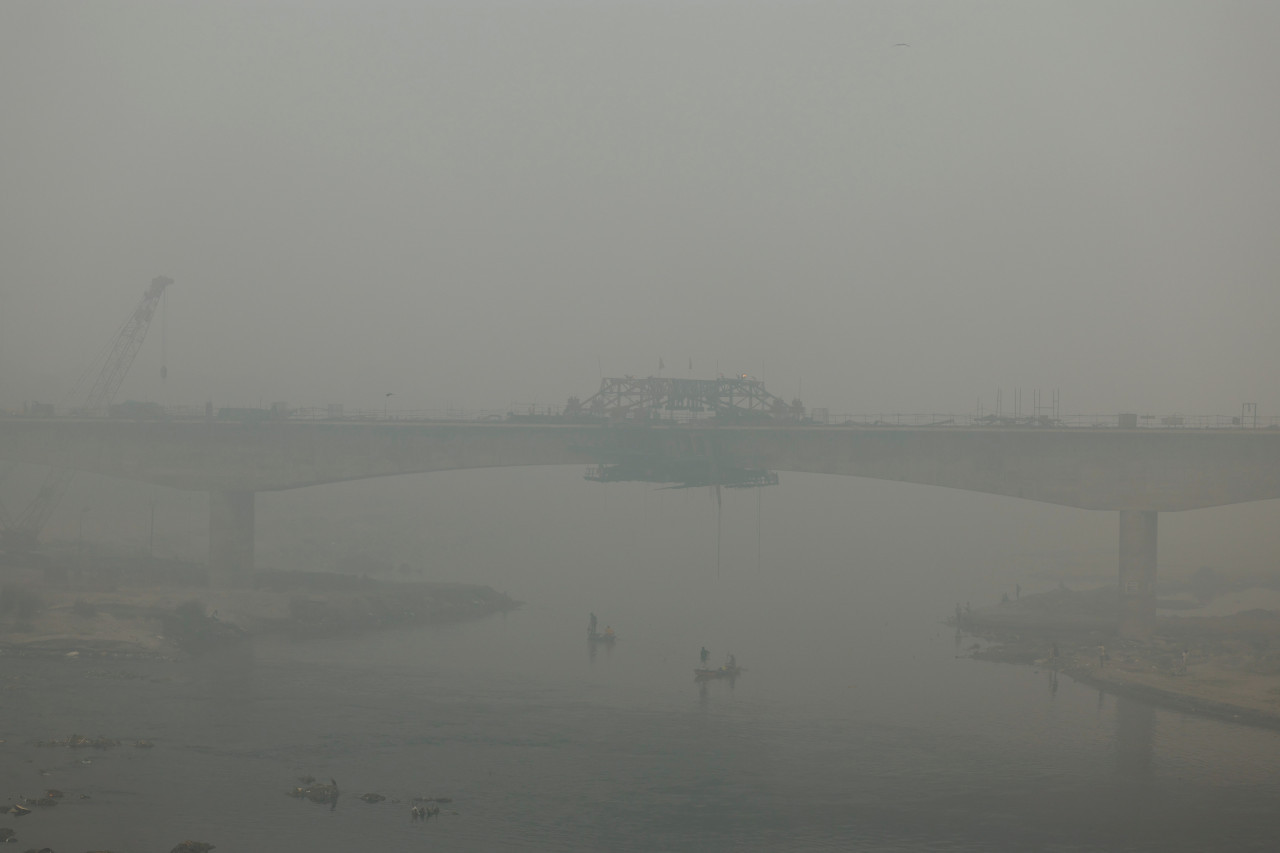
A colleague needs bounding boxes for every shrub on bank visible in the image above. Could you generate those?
[162,599,247,653]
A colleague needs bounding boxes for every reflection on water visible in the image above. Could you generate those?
[194,642,257,711]
[1116,697,1155,779]
[6,468,1280,853]
[3,603,1279,852]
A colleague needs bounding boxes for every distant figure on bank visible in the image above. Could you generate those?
[1181,648,1189,673]
[727,653,736,670]
[700,647,710,666]
[1016,583,1021,600]
[1050,641,1059,661]
[1098,644,1108,668]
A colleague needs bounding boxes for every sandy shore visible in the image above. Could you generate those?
[957,587,1280,730]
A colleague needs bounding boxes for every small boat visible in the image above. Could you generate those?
[694,664,743,681]
[588,630,617,645]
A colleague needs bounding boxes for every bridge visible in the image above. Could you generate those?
[3,413,1280,640]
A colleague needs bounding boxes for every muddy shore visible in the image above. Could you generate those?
[956,585,1280,730]
[0,559,520,659]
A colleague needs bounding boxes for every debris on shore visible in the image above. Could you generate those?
[954,585,1280,730]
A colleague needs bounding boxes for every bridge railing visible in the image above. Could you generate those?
[820,413,1280,429]
[281,406,514,422]
[6,404,1279,430]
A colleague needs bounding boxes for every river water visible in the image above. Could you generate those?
[3,471,1280,851]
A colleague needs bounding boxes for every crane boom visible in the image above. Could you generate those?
[79,276,171,415]
[1,276,172,550]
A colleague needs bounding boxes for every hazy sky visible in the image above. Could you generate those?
[2,1,1277,417]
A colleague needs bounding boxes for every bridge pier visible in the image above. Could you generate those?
[209,490,255,584]
[1117,510,1157,640]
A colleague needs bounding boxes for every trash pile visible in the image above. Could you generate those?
[285,775,458,822]
[171,841,215,853]
[35,734,121,749]
[286,777,340,806]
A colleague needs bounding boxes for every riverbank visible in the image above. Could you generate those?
[957,586,1280,730]
[0,560,520,659]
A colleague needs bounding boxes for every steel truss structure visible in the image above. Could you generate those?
[571,376,801,421]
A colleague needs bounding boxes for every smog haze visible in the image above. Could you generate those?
[3,1,1278,417]
[4,3,1280,852]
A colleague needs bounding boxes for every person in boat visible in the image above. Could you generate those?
[589,612,598,636]
[727,653,736,670]
[604,625,615,639]
[700,647,710,667]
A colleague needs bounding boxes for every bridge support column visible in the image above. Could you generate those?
[1118,510,1157,640]
[209,490,254,584]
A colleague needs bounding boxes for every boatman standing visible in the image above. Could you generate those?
[589,612,597,636]
[700,647,710,667]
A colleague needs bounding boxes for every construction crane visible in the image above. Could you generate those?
[76,276,172,416]
[0,276,172,552]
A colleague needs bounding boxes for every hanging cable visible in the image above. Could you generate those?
[747,484,757,571]
[160,286,167,383]
[715,484,722,579]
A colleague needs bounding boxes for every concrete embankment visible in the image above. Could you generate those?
[957,586,1280,730]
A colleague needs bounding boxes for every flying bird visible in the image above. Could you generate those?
[895,43,910,47]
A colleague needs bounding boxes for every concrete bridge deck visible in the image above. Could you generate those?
[4,419,1279,510]
[4,418,1279,638]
